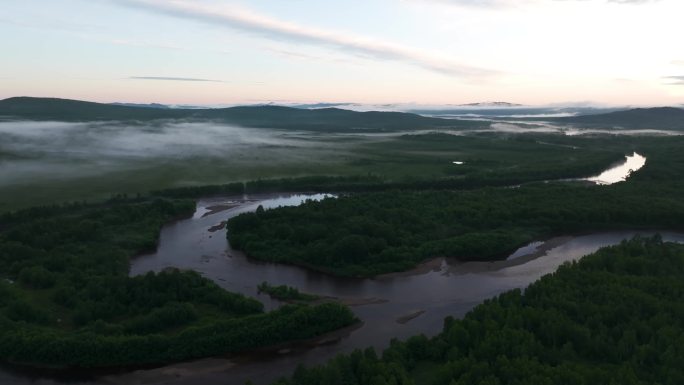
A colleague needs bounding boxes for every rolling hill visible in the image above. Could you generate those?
[0,97,475,132]
[559,107,684,130]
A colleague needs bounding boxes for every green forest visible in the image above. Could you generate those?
[2,98,684,381]
[0,199,355,368]
[151,132,631,200]
[226,134,684,277]
[273,236,684,385]
[227,182,684,277]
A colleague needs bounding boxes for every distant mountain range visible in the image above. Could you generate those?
[558,107,684,130]
[1,97,682,131]
[457,102,523,107]
[0,97,477,132]
[109,102,172,109]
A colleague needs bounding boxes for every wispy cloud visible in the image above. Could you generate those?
[400,0,517,7]
[128,76,224,82]
[110,39,185,51]
[663,76,684,85]
[402,0,660,7]
[0,16,99,33]
[261,45,358,66]
[673,60,684,66]
[113,0,495,79]
[606,0,660,3]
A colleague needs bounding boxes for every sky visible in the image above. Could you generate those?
[1,0,683,106]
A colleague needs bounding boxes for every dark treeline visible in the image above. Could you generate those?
[0,301,353,368]
[227,136,684,277]
[227,179,684,277]
[273,237,684,385]
[149,132,648,201]
[150,176,384,199]
[0,199,355,368]
[149,157,617,201]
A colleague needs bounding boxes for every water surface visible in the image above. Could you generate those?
[586,152,646,185]
[2,193,682,385]
[123,194,684,385]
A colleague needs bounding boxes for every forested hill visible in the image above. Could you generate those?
[559,107,684,130]
[0,97,475,131]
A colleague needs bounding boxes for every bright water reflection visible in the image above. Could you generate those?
[586,152,646,185]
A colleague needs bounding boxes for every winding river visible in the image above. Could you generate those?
[121,195,683,385]
[2,152,678,385]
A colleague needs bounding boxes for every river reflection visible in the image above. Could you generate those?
[123,194,684,385]
[2,193,682,385]
[586,152,646,185]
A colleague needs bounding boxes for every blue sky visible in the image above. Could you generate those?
[1,0,683,106]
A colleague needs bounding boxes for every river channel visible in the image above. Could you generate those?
[119,193,684,385]
[1,153,677,385]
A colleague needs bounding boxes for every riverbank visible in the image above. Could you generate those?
[5,188,684,385]
[10,193,673,385]
[374,236,573,279]
[445,236,573,274]
[99,322,364,385]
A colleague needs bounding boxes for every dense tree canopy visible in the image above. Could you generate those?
[0,199,355,368]
[228,179,684,277]
[273,237,684,385]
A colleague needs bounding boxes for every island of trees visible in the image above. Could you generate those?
[227,181,684,277]
[226,135,684,277]
[0,198,355,368]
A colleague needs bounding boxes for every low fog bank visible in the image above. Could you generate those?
[0,120,315,160]
[1,117,676,211]
[0,120,348,186]
[1,118,677,188]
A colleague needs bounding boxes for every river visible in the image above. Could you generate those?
[121,195,683,385]
[0,154,675,385]
[586,152,647,185]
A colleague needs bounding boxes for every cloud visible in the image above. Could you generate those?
[109,39,185,51]
[262,46,358,66]
[401,0,517,7]
[0,16,99,33]
[113,0,495,79]
[606,0,660,3]
[128,76,224,82]
[673,60,684,66]
[663,76,684,85]
[402,0,660,7]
